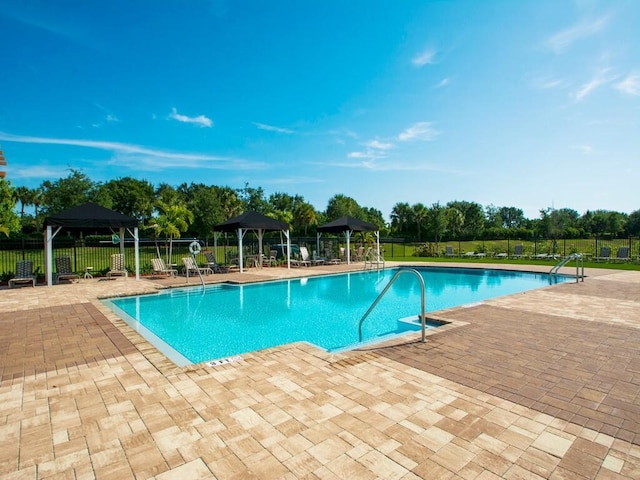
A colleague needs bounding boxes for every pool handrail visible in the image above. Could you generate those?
[549,253,584,283]
[358,268,427,343]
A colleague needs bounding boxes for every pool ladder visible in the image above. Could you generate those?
[358,268,428,343]
[549,253,585,283]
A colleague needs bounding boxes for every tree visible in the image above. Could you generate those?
[447,200,485,239]
[325,194,363,220]
[412,203,428,242]
[293,201,317,235]
[499,206,525,229]
[238,183,268,213]
[104,177,155,222]
[40,169,103,215]
[445,207,464,240]
[426,202,447,246]
[390,202,412,236]
[0,178,21,235]
[626,209,640,236]
[148,201,194,264]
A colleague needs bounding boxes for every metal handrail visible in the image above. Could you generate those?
[550,253,584,283]
[358,268,427,343]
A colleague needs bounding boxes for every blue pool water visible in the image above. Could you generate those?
[105,267,569,365]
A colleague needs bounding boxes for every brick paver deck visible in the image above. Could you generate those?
[1,263,639,478]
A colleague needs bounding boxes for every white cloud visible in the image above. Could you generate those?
[168,108,213,127]
[547,15,609,53]
[0,131,262,171]
[365,140,393,150]
[412,48,437,67]
[615,73,640,96]
[397,122,440,142]
[572,68,615,101]
[434,78,450,88]
[572,145,593,154]
[531,75,566,90]
[253,122,295,134]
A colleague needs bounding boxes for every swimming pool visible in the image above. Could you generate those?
[105,267,570,366]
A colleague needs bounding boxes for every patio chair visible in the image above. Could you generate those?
[511,244,525,259]
[353,246,365,262]
[8,260,36,288]
[204,252,237,273]
[151,258,178,277]
[300,246,324,266]
[594,246,611,262]
[262,250,278,267]
[54,256,80,284]
[182,256,213,278]
[290,249,311,268]
[614,247,630,262]
[107,253,128,279]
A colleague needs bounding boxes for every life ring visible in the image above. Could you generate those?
[189,241,202,255]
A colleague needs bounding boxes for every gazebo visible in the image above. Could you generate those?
[214,211,290,273]
[317,215,380,264]
[43,202,140,286]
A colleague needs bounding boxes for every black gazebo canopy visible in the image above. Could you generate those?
[43,202,140,286]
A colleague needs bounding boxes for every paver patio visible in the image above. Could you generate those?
[1,263,639,479]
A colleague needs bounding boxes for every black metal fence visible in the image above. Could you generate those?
[1,235,637,280]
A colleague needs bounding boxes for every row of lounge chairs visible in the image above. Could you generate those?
[445,245,632,262]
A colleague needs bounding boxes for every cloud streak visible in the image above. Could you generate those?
[398,122,440,141]
[615,73,640,96]
[253,122,295,134]
[547,15,609,53]
[0,131,263,171]
[412,48,437,67]
[169,108,213,127]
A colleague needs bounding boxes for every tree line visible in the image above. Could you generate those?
[1,170,638,242]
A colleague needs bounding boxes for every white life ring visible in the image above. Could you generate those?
[189,241,202,255]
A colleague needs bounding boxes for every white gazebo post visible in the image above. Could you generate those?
[345,230,352,264]
[237,227,246,273]
[284,229,291,269]
[44,225,63,286]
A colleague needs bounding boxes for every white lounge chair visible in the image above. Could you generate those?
[151,258,178,277]
[107,253,128,279]
[182,256,213,278]
[300,246,324,266]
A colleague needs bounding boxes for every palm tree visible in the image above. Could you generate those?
[149,201,194,264]
[412,203,428,242]
[293,202,317,236]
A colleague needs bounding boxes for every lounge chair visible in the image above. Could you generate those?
[494,252,508,259]
[511,244,525,259]
[182,256,213,278]
[204,252,237,273]
[614,247,630,262]
[352,246,365,262]
[151,258,178,277]
[8,260,36,288]
[324,248,342,265]
[300,246,324,266]
[463,251,476,258]
[444,246,455,257]
[107,253,128,279]
[594,246,611,262]
[262,250,277,267]
[54,256,80,284]
[290,250,311,268]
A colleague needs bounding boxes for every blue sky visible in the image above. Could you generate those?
[1,0,638,221]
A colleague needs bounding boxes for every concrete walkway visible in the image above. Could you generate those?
[1,263,639,478]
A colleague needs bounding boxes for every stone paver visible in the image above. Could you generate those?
[1,263,639,478]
